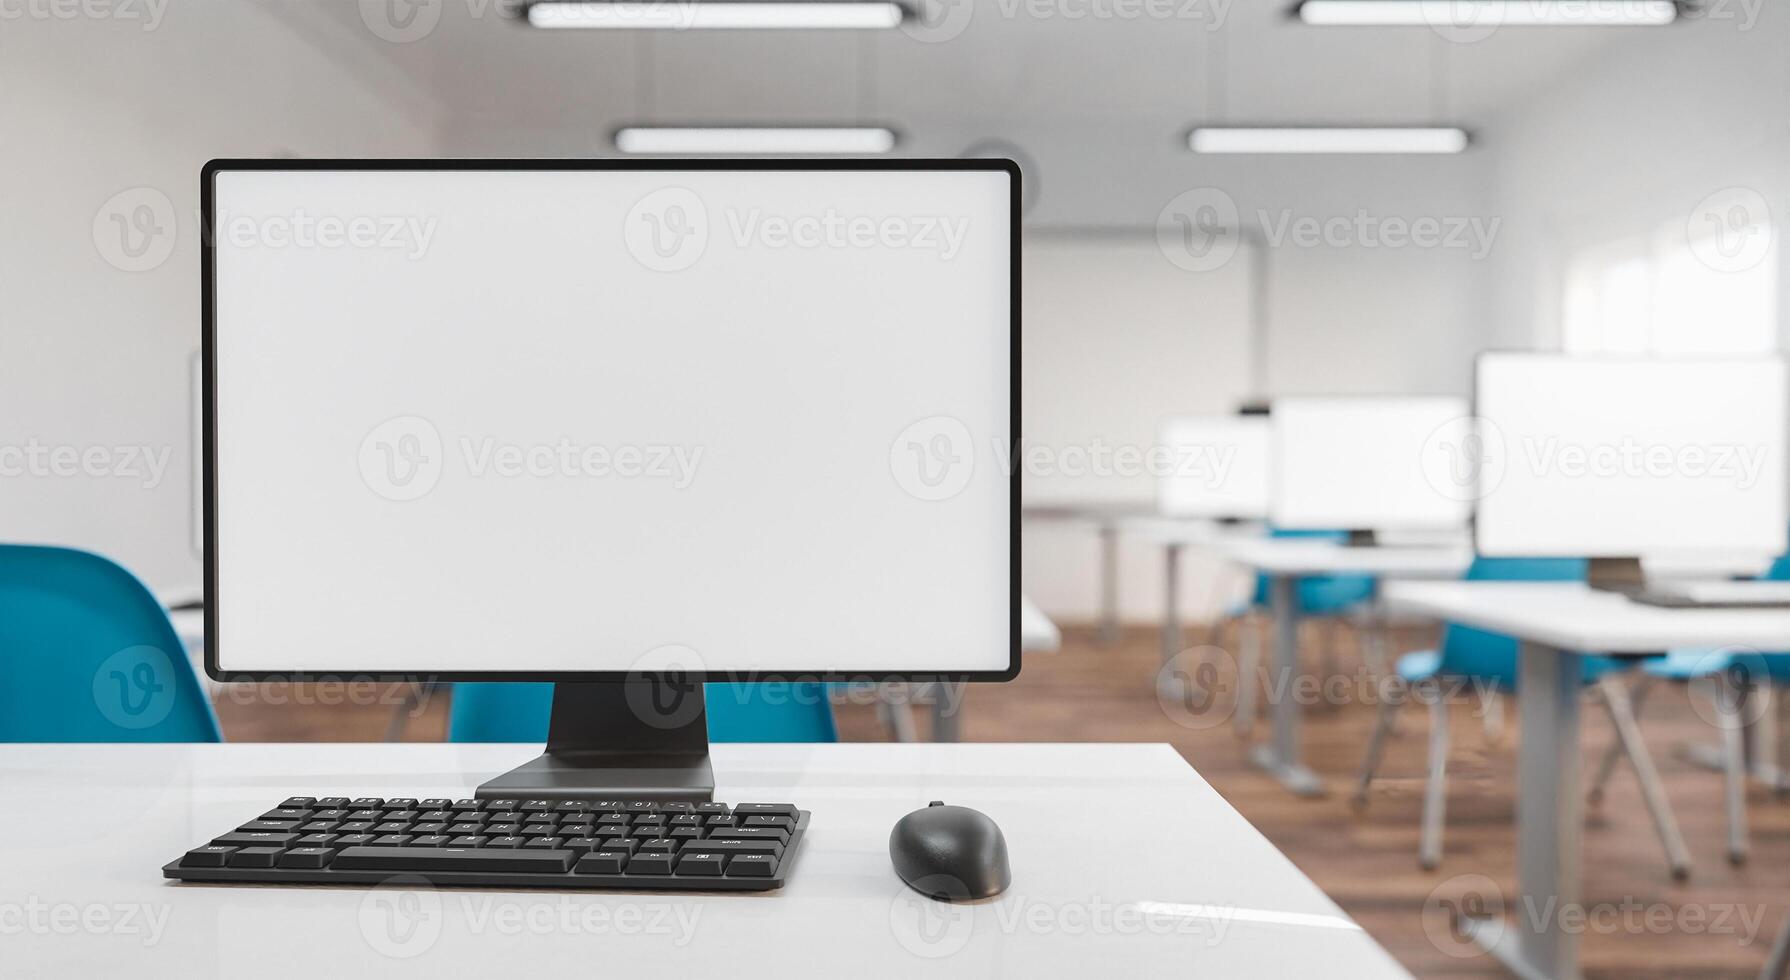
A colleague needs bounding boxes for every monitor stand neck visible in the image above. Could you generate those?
[1346,529,1377,547]
[476,681,715,803]
[1587,556,1646,595]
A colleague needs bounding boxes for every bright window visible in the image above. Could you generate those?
[1563,191,1777,355]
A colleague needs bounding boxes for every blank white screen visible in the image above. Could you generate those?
[1271,397,1471,531]
[1475,355,1787,558]
[212,167,1012,674]
[1157,416,1270,518]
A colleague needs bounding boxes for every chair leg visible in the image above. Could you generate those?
[1234,615,1261,740]
[1762,916,1790,980]
[1354,685,1401,809]
[1599,674,1692,881]
[878,684,919,743]
[1590,674,1654,805]
[1711,675,1751,866]
[1419,686,1449,870]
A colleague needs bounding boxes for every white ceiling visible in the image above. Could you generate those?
[264,0,1667,223]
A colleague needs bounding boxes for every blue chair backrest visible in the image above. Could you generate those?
[0,545,220,742]
[448,682,838,743]
[1436,557,1588,689]
[1249,528,1377,614]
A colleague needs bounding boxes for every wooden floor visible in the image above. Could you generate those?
[215,620,1790,978]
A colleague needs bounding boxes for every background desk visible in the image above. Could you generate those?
[1220,539,1473,796]
[4,742,1408,978]
[1382,581,1790,980]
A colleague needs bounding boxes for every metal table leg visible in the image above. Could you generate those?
[1248,575,1323,796]
[1097,521,1120,645]
[1160,542,1183,667]
[1462,641,1584,980]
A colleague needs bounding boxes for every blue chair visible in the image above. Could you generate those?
[1353,557,1688,876]
[1589,552,1790,865]
[0,544,220,742]
[449,682,838,743]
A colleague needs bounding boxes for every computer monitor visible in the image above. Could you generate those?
[204,160,1018,799]
[1156,415,1270,520]
[1474,353,1787,589]
[1269,395,1472,541]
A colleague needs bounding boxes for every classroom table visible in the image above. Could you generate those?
[1118,515,1263,667]
[4,742,1411,979]
[1220,538,1473,797]
[1381,581,1790,980]
[1021,501,1158,644]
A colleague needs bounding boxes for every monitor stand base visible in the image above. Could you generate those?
[1344,529,1378,548]
[1588,556,1646,595]
[475,680,715,803]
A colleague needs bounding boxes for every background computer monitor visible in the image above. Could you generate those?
[1269,395,1472,535]
[1156,415,1270,519]
[1474,354,1787,562]
[206,161,1016,683]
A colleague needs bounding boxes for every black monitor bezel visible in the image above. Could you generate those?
[202,157,1021,685]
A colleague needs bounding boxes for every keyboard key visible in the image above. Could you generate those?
[486,811,523,824]
[523,837,564,849]
[731,804,798,819]
[385,799,418,809]
[485,836,526,849]
[420,799,452,809]
[448,823,485,835]
[742,815,795,830]
[374,822,412,834]
[597,838,638,854]
[214,831,299,847]
[448,836,488,848]
[311,809,348,821]
[726,854,777,877]
[704,815,738,827]
[334,846,573,874]
[668,814,702,827]
[637,838,679,853]
[337,822,376,833]
[450,800,481,812]
[412,823,450,835]
[418,811,453,822]
[693,802,730,815]
[667,828,703,842]
[239,820,301,832]
[297,834,339,847]
[317,798,350,808]
[280,797,316,808]
[697,839,784,858]
[298,821,340,833]
[333,833,377,847]
[573,852,627,875]
[409,835,452,848]
[554,801,591,814]
[183,845,236,867]
[485,824,522,837]
[710,827,789,845]
[261,808,310,821]
[595,814,629,828]
[658,802,695,814]
[277,847,336,869]
[482,799,522,811]
[347,810,382,821]
[383,811,419,823]
[675,851,725,876]
[227,846,284,868]
[372,834,414,846]
[562,838,602,855]
[350,798,384,808]
[521,800,554,813]
[625,852,674,875]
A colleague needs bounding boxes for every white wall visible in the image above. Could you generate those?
[0,3,438,594]
[1483,8,1790,352]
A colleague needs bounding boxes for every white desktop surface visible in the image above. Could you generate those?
[1018,596,1061,652]
[1219,539,1472,577]
[1381,580,1790,653]
[4,743,1407,979]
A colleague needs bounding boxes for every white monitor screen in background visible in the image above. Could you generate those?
[1270,396,1472,533]
[1474,354,1787,559]
[210,164,1013,676]
[1156,416,1270,519]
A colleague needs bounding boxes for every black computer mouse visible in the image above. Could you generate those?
[889,801,1011,901]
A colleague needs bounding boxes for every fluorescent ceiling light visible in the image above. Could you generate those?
[1189,127,1470,154]
[614,127,898,154]
[1296,0,1676,27]
[527,1,905,29]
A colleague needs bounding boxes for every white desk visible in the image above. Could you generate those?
[1119,516,1262,667]
[1381,582,1790,980]
[1022,501,1157,644]
[1221,540,1473,796]
[4,743,1408,979]
[1018,595,1061,653]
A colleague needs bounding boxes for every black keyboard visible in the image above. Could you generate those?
[163,797,808,891]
